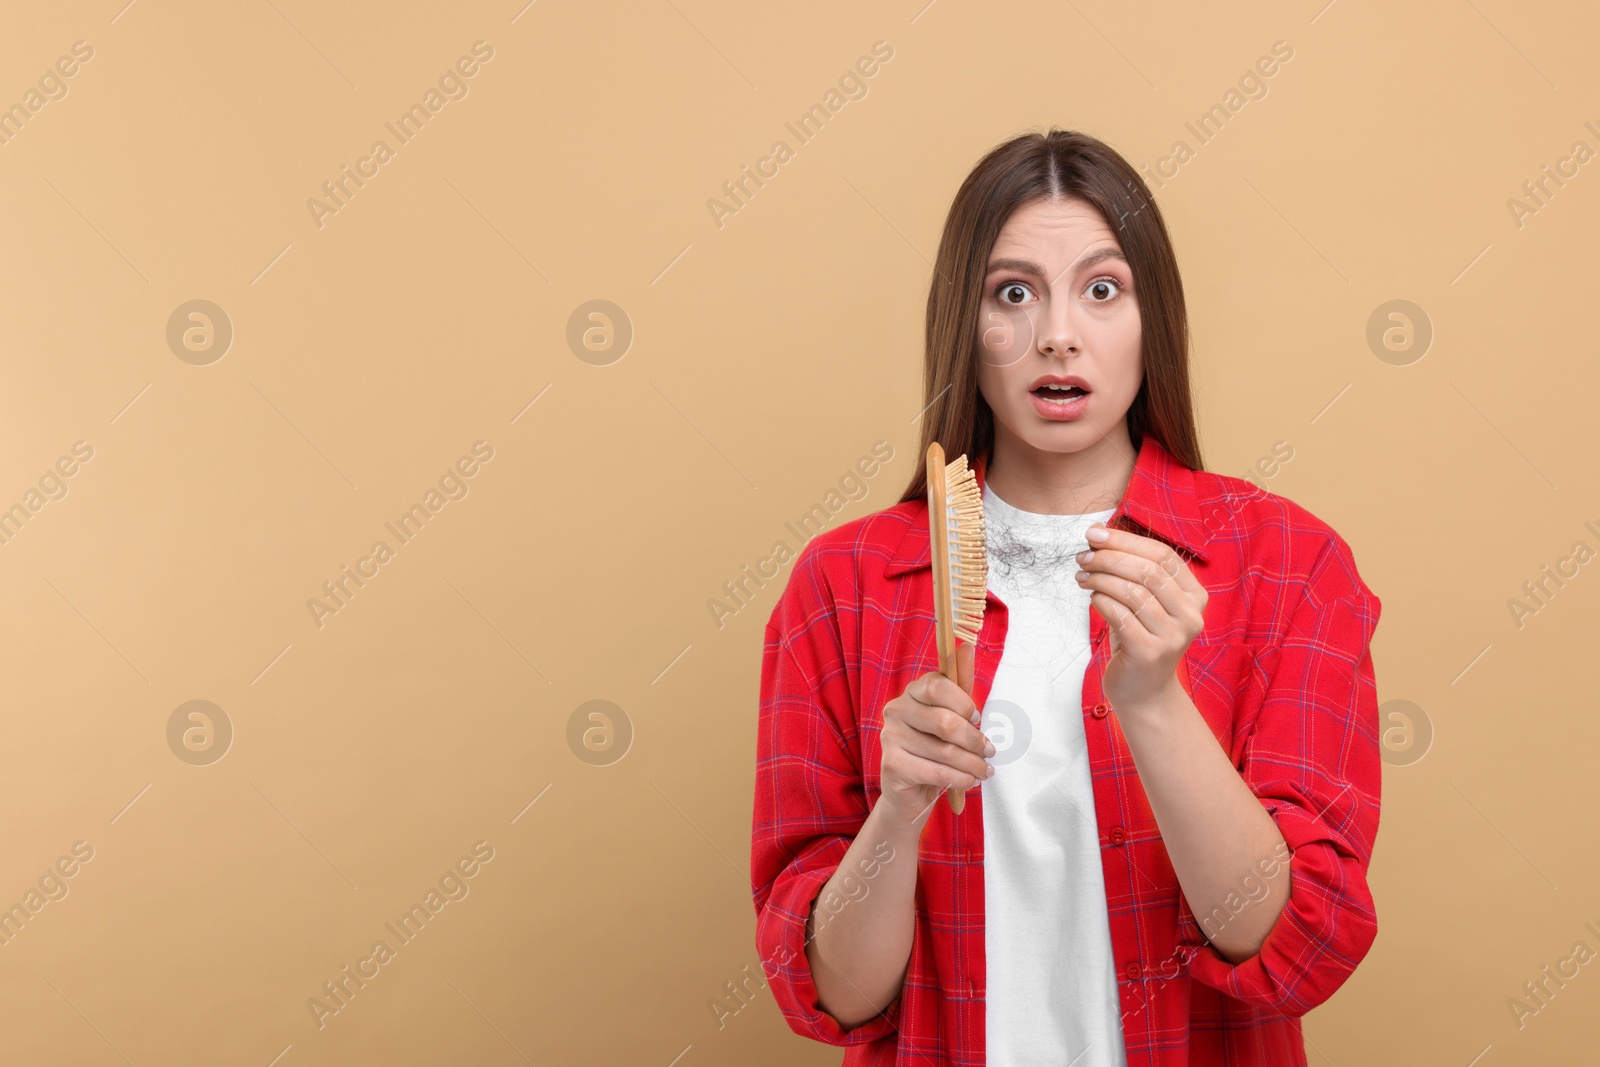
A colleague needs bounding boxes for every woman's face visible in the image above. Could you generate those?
[975,196,1142,457]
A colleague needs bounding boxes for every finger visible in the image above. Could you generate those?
[1077,555,1183,636]
[898,700,989,755]
[1089,588,1158,648]
[897,728,990,783]
[1081,562,1172,636]
[1085,523,1204,595]
[1079,547,1188,613]
[906,670,977,722]
[886,749,985,794]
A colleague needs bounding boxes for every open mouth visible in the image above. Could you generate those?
[1032,384,1088,403]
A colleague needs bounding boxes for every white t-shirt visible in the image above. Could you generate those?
[979,482,1127,1067]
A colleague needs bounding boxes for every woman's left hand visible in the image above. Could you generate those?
[1075,523,1208,712]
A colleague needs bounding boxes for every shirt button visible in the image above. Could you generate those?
[1125,962,1142,981]
[1109,827,1126,846]
[1090,702,1110,718]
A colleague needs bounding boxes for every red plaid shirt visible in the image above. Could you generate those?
[751,434,1383,1065]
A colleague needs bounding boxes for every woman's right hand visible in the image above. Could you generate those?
[876,641,995,828]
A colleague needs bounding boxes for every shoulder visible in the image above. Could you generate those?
[801,499,923,566]
[1191,469,1378,617]
[765,500,921,630]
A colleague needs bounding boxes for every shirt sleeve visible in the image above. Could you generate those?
[1180,532,1383,1017]
[750,542,903,1045]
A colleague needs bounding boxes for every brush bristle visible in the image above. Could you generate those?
[942,455,988,644]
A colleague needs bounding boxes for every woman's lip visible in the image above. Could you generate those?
[1029,390,1090,421]
[1029,375,1091,391]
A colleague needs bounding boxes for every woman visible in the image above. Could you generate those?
[751,128,1382,1066]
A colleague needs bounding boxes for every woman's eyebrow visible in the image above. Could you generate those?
[985,247,1128,277]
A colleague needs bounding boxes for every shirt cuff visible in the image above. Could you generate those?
[757,839,904,1045]
[1180,801,1377,1017]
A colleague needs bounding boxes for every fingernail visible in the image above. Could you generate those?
[970,710,981,724]
[985,763,996,777]
[1087,525,1109,543]
[983,740,996,757]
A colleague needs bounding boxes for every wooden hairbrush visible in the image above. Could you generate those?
[925,441,989,814]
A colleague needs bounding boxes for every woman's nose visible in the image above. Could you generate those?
[1036,296,1080,357]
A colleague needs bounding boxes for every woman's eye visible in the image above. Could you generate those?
[995,282,1033,306]
[1087,278,1122,302]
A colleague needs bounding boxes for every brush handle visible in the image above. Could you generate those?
[925,441,966,816]
[938,643,967,816]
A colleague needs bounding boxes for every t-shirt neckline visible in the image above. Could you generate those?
[982,481,1117,526]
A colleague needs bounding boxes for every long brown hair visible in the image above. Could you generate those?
[899,128,1203,503]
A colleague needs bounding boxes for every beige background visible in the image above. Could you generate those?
[0,0,1594,1063]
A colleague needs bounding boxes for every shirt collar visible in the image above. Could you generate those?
[885,434,1212,578]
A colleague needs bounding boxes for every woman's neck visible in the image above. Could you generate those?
[984,422,1137,516]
